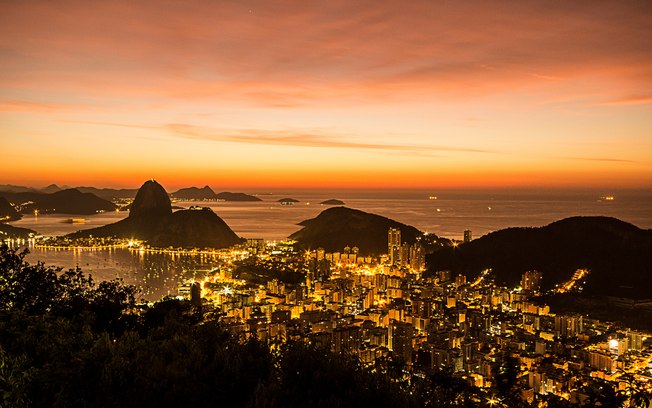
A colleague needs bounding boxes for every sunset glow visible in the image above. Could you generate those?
[1,0,651,189]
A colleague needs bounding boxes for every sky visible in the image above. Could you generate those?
[1,0,651,190]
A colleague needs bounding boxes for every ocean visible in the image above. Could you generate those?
[8,188,652,299]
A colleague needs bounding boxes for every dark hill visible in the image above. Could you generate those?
[129,180,172,219]
[426,216,652,299]
[70,180,241,249]
[40,184,64,193]
[171,186,217,200]
[0,197,21,221]
[321,199,345,205]
[150,207,241,248]
[0,189,117,215]
[0,184,37,193]
[76,187,139,200]
[0,223,36,238]
[289,207,422,255]
[216,192,262,202]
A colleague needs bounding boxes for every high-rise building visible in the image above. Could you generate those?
[627,331,643,351]
[400,242,410,267]
[554,314,583,338]
[521,270,543,294]
[332,326,361,354]
[389,320,414,364]
[463,230,473,243]
[388,227,401,265]
[409,243,425,271]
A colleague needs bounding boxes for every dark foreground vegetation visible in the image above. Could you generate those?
[0,246,435,407]
[0,245,644,407]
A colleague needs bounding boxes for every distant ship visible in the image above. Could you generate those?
[65,218,86,224]
[599,195,615,201]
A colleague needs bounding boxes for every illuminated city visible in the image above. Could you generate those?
[1,0,651,406]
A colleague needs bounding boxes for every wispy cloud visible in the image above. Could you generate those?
[567,157,636,163]
[597,95,652,106]
[64,120,494,155]
[165,123,496,155]
[2,1,651,107]
[0,99,62,113]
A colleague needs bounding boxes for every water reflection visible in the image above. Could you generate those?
[24,245,226,301]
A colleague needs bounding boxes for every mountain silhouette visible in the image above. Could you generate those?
[69,180,241,249]
[40,184,64,194]
[320,199,345,205]
[289,206,422,255]
[75,187,139,200]
[0,223,35,239]
[0,189,117,215]
[171,186,217,200]
[0,197,21,221]
[130,180,172,219]
[426,216,652,299]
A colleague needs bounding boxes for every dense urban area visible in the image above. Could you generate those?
[4,222,650,407]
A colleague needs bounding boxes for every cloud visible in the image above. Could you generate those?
[66,120,493,155]
[567,157,636,164]
[0,99,63,113]
[597,95,652,106]
[1,1,651,107]
[166,123,496,155]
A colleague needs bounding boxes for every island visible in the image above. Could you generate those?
[320,199,345,205]
[278,198,299,205]
[68,180,242,249]
[0,188,118,215]
[289,206,422,255]
[171,186,218,200]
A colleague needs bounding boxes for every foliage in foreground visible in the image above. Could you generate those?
[2,245,644,407]
[0,246,416,407]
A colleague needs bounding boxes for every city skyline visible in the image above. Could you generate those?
[1,1,651,189]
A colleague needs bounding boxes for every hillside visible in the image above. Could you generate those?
[150,207,241,248]
[70,180,241,249]
[171,186,218,200]
[289,206,422,255]
[426,216,652,299]
[76,187,139,200]
[0,189,117,215]
[0,197,21,221]
[321,199,345,205]
[0,223,36,239]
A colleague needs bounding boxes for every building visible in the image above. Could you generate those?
[409,243,425,271]
[397,242,408,267]
[554,314,583,338]
[589,350,615,372]
[627,331,643,351]
[389,320,414,364]
[332,326,361,354]
[521,270,543,294]
[388,228,401,265]
[463,230,473,243]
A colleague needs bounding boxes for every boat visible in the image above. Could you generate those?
[65,218,86,224]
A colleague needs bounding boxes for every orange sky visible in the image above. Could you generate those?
[1,0,651,190]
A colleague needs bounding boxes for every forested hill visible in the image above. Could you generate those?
[289,206,424,255]
[426,216,652,299]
